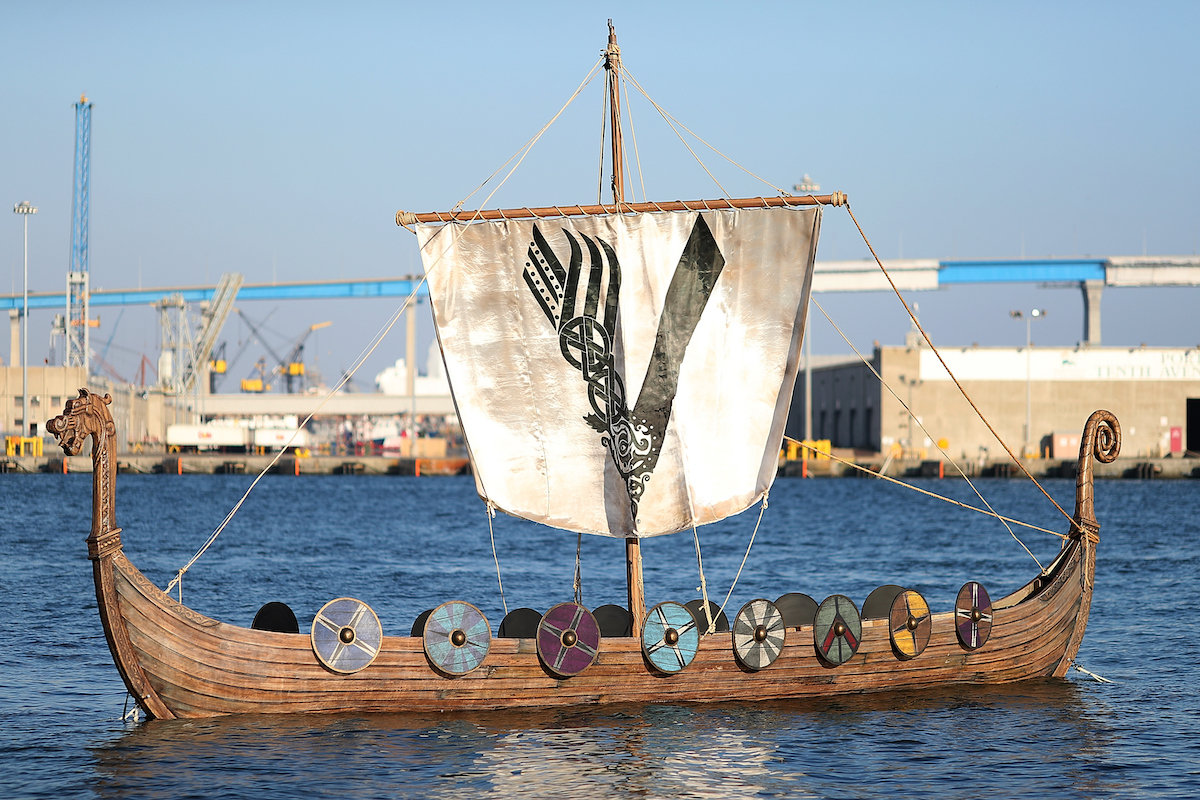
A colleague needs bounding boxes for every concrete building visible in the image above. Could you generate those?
[787,344,1200,461]
[0,366,188,449]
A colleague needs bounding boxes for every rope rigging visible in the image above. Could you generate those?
[843,204,1079,537]
[168,31,1074,613]
[784,436,1064,540]
[807,297,1054,569]
[169,59,608,592]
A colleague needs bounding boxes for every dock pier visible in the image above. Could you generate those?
[0,453,470,476]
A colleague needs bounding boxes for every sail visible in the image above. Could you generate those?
[419,206,820,538]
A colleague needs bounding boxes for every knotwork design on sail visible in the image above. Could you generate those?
[523,215,725,520]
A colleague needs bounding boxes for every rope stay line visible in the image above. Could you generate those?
[784,436,1064,540]
[621,66,789,197]
[451,57,605,218]
[169,59,611,592]
[691,524,715,636]
[167,280,427,596]
[844,204,1078,537]
[617,67,729,198]
[595,68,608,206]
[808,297,1050,570]
[486,501,508,617]
[712,492,770,630]
[622,67,647,203]
[573,532,584,605]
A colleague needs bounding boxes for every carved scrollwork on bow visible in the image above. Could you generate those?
[47,388,122,559]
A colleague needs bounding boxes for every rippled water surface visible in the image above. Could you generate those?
[2,473,1197,798]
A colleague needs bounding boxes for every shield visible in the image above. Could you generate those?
[813,594,862,666]
[732,599,786,670]
[536,602,601,677]
[311,597,382,674]
[889,589,932,659]
[641,601,699,673]
[955,581,993,650]
[423,600,491,676]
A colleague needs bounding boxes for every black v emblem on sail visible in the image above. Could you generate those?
[523,215,725,523]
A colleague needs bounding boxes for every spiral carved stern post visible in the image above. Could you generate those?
[47,388,175,719]
[1054,410,1120,676]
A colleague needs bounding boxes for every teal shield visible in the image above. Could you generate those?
[641,601,699,673]
[423,600,492,676]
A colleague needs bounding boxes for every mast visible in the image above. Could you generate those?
[605,19,625,206]
[604,20,644,632]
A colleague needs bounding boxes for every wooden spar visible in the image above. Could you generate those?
[626,537,646,635]
[605,21,647,636]
[396,193,848,226]
[606,19,625,206]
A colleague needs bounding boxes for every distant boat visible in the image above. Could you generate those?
[48,23,1120,719]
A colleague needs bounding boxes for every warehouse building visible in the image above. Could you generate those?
[787,343,1200,461]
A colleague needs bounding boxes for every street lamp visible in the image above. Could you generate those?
[1010,308,1047,457]
[897,373,923,456]
[13,201,37,438]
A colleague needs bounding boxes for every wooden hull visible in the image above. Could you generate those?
[99,536,1093,719]
[50,391,1114,720]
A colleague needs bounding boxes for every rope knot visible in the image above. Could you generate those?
[395,210,418,227]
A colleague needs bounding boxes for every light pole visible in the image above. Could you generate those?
[897,373,922,456]
[1010,308,1047,457]
[13,201,37,438]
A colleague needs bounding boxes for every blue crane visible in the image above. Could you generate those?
[66,94,93,369]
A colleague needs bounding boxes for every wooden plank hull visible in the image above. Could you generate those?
[48,390,1117,721]
[103,536,1093,719]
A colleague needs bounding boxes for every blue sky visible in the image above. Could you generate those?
[3,3,1198,384]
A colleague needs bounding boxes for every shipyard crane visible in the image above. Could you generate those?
[236,310,287,392]
[235,312,331,393]
[212,307,277,392]
[181,272,242,394]
[66,94,92,369]
[280,321,332,393]
[241,356,273,393]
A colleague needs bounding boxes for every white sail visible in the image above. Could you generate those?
[419,207,820,538]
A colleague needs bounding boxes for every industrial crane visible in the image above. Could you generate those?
[280,321,332,393]
[236,312,331,394]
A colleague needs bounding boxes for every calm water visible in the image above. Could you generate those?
[2,472,1198,798]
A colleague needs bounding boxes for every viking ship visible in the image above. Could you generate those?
[49,24,1120,720]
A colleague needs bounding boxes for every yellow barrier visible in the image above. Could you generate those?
[782,439,831,461]
[5,436,43,457]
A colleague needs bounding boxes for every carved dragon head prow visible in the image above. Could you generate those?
[47,388,115,455]
[1073,409,1120,542]
[47,388,122,560]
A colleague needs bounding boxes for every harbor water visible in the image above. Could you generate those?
[2,472,1197,798]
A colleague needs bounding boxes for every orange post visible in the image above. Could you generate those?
[63,458,68,474]
[939,461,944,479]
[415,459,421,477]
[177,458,183,475]
[294,458,300,476]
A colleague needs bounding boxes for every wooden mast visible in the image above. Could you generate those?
[606,19,625,207]
[604,19,646,635]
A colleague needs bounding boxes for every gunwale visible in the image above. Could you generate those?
[105,530,1091,718]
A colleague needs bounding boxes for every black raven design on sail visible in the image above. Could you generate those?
[523,215,726,522]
